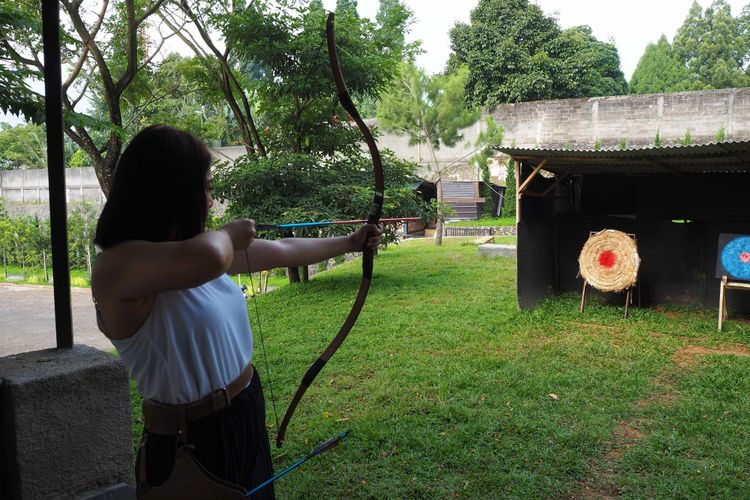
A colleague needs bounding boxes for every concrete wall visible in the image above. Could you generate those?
[379,88,750,183]
[0,168,104,205]
[2,88,748,201]
[489,87,750,149]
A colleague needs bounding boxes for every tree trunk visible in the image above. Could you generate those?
[287,266,301,284]
[83,219,93,276]
[434,179,444,246]
[422,133,444,247]
[42,249,48,282]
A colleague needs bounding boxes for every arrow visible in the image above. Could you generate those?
[244,430,350,497]
[256,217,421,231]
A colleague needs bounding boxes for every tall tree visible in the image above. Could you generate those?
[336,0,359,17]
[447,0,627,108]
[547,26,627,98]
[672,0,750,89]
[377,63,480,245]
[224,0,412,157]
[129,53,230,145]
[158,0,267,157]
[212,0,418,280]
[629,35,697,94]
[3,0,169,194]
[0,123,47,169]
[0,2,44,123]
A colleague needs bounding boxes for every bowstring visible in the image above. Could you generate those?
[245,248,280,430]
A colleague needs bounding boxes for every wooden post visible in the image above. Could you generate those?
[515,160,521,225]
[719,275,727,331]
[624,288,632,318]
[580,280,588,313]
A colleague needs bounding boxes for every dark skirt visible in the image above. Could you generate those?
[137,369,274,498]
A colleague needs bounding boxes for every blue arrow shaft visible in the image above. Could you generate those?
[244,430,350,497]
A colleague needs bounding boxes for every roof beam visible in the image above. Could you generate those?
[518,159,548,194]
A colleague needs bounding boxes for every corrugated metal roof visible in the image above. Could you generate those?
[496,141,750,174]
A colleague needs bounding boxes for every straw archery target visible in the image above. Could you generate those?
[718,235,750,281]
[579,230,640,292]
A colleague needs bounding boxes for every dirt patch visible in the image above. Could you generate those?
[571,420,646,499]
[573,342,750,498]
[638,390,677,407]
[613,420,644,441]
[672,344,750,368]
[573,483,619,500]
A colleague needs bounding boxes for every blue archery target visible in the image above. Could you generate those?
[719,235,750,281]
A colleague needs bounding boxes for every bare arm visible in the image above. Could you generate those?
[228,223,383,274]
[93,219,256,301]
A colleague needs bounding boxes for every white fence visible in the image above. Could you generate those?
[0,167,104,204]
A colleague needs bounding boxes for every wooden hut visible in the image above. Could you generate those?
[440,180,485,220]
[498,142,750,312]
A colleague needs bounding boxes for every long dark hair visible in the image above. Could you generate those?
[94,125,213,249]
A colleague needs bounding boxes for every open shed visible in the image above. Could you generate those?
[498,142,750,312]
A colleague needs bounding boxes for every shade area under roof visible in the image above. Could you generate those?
[496,141,750,175]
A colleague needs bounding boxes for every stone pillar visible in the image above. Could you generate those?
[0,345,133,499]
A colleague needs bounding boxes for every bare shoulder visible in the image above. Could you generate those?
[91,243,158,339]
[91,241,148,297]
[92,234,231,302]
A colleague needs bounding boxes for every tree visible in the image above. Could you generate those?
[447,0,627,108]
[469,116,504,217]
[129,53,230,145]
[213,151,425,282]
[157,0,267,157]
[672,0,750,89]
[378,63,480,245]
[629,35,698,94]
[68,203,98,275]
[223,1,413,157]
[4,0,170,194]
[547,26,627,98]
[0,123,47,169]
[336,0,359,17]
[0,2,44,123]
[209,0,419,281]
[502,158,515,218]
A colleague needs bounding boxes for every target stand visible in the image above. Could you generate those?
[578,229,641,318]
[716,234,750,331]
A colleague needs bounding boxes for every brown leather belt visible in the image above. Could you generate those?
[142,363,254,436]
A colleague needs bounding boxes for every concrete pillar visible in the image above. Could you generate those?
[1,345,133,499]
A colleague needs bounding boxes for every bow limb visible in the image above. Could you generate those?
[275,12,384,448]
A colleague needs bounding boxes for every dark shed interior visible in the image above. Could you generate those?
[498,142,750,312]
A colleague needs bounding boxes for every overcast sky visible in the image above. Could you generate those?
[2,0,748,125]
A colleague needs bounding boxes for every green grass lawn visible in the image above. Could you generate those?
[128,238,749,498]
[446,216,516,227]
[0,265,91,287]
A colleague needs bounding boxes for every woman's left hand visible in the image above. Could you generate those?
[350,223,384,251]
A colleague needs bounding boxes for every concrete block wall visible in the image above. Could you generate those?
[369,88,750,182]
[1,88,748,194]
[490,87,750,149]
[0,168,104,205]
[1,345,133,499]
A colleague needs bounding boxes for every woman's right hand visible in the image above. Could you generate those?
[219,218,256,251]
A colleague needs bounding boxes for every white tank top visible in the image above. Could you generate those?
[110,274,253,404]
